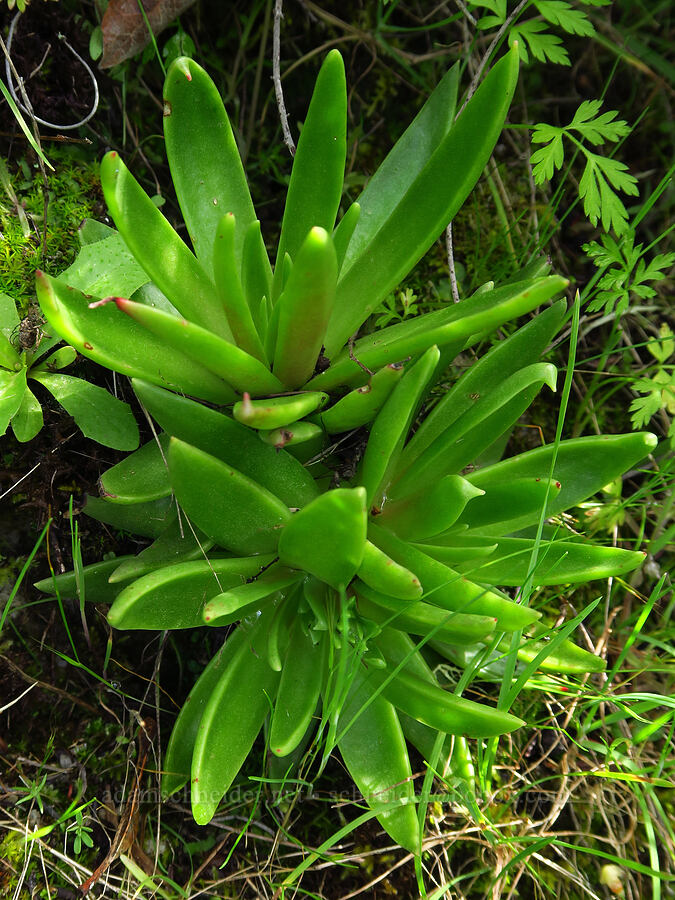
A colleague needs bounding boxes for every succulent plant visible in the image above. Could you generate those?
[35,47,655,852]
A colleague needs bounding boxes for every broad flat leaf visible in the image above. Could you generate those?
[100,0,198,68]
[0,292,20,337]
[278,488,367,589]
[0,368,27,435]
[108,556,275,629]
[31,371,139,451]
[168,439,291,554]
[59,232,150,299]
[11,386,42,442]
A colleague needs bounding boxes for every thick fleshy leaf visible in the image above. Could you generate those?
[324,47,519,356]
[109,297,282,396]
[401,299,566,467]
[467,433,658,530]
[241,220,273,332]
[10,384,42,442]
[233,391,327,430]
[132,379,318,508]
[391,362,557,497]
[272,227,338,389]
[320,363,404,433]
[369,524,540,631]
[377,474,484,540]
[203,568,302,626]
[452,477,561,534]
[34,556,135,605]
[213,213,266,362]
[309,276,567,390]
[278,488,367,589]
[107,556,274,629]
[337,664,419,853]
[270,625,326,757]
[355,581,497,644]
[439,535,646,585]
[273,49,346,298]
[162,625,250,797]
[164,56,257,278]
[168,439,291,554]
[358,346,439,507]
[109,516,213,583]
[191,607,279,824]
[332,201,360,270]
[356,540,422,601]
[84,494,174,539]
[32,371,139,451]
[36,272,234,404]
[100,151,232,339]
[99,434,170,503]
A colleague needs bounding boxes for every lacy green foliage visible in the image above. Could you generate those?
[470,0,605,66]
[584,232,675,316]
[34,48,655,852]
[531,100,639,234]
[629,324,675,436]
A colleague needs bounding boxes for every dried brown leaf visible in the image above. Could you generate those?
[100,0,197,69]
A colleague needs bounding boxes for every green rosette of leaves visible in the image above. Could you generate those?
[35,48,656,853]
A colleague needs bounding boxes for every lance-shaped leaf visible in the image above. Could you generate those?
[132,379,318,508]
[278,488,367,589]
[270,625,326,757]
[467,432,658,530]
[29,371,140,451]
[99,434,171,503]
[356,540,423,601]
[451,477,562,534]
[337,665,420,853]
[309,276,567,390]
[108,556,275,629]
[191,607,280,825]
[233,391,327,430]
[355,581,497,644]
[333,201,360,270]
[163,56,258,279]
[84,495,174,539]
[494,623,607,674]
[168,439,291,554]
[324,47,519,357]
[437,535,646,586]
[377,474,484,540]
[213,213,267,362]
[358,346,439,507]
[391,362,557,498]
[272,227,338,389]
[273,49,346,300]
[34,556,135,606]
[203,568,303,626]
[36,272,234,404]
[100,151,232,339]
[107,296,283,396]
[320,363,404,433]
[369,524,540,631]
[162,625,250,797]
[109,516,213,583]
[402,299,567,468]
[241,220,273,333]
